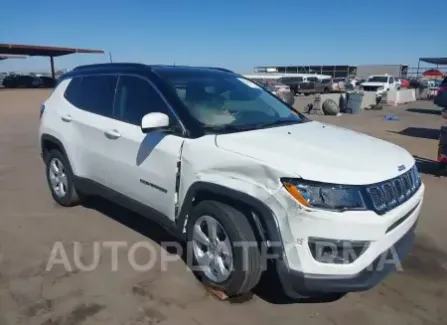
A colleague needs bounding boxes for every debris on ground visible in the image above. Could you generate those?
[384,115,399,121]
[322,99,340,116]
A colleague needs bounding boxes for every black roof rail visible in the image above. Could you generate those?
[73,63,148,71]
[205,67,234,73]
[71,63,234,74]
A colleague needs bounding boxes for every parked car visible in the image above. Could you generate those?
[331,77,346,92]
[298,76,332,95]
[276,76,303,95]
[273,87,295,106]
[434,76,447,109]
[2,74,43,88]
[244,74,294,106]
[39,63,424,300]
[360,75,399,96]
[38,76,57,88]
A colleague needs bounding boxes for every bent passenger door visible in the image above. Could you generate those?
[105,74,185,221]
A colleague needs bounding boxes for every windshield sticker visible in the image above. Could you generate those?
[238,78,261,89]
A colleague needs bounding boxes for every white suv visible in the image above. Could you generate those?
[39,63,424,299]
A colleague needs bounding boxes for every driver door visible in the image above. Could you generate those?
[105,75,185,221]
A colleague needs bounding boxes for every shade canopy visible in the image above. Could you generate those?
[0,43,104,57]
[419,57,447,66]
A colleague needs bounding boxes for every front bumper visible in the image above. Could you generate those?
[276,220,416,297]
[264,183,424,298]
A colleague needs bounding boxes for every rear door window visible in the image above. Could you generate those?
[64,75,118,118]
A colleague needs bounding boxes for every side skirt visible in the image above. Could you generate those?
[73,176,185,240]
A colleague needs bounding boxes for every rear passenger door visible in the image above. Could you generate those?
[105,74,185,221]
[62,74,118,186]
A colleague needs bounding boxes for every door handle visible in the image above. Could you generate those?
[104,129,121,139]
[61,114,72,122]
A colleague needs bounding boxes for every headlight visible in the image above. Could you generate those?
[281,179,366,211]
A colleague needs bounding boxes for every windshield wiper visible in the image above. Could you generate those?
[251,119,303,129]
[202,124,254,133]
[202,119,304,134]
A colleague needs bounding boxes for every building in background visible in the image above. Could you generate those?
[355,65,408,79]
[254,64,409,79]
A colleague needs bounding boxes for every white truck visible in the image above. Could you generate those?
[360,74,399,96]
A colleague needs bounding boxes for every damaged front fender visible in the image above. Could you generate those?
[175,135,296,244]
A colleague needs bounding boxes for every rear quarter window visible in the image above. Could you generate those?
[64,77,83,106]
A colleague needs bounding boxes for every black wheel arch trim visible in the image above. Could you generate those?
[40,134,69,160]
[177,182,284,257]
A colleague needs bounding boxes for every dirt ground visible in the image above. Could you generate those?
[0,89,446,325]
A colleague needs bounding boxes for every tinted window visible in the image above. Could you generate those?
[114,75,172,125]
[64,75,117,117]
[389,77,394,83]
[152,68,305,130]
[441,77,447,85]
[307,77,318,82]
[64,77,83,106]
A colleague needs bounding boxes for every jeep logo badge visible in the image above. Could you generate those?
[398,165,406,171]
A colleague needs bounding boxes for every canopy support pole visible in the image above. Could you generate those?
[50,56,55,79]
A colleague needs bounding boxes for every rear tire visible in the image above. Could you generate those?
[45,149,82,207]
[187,200,262,297]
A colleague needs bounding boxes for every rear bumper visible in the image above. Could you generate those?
[276,220,416,297]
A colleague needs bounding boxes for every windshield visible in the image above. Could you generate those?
[156,69,306,132]
[368,76,388,83]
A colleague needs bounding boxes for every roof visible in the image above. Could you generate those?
[72,63,233,74]
[0,55,26,61]
[419,57,447,65]
[0,43,104,57]
[60,63,235,82]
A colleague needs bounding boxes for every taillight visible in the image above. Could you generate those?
[438,85,447,96]
[40,104,46,118]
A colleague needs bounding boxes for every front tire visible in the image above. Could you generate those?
[187,201,262,297]
[45,149,81,207]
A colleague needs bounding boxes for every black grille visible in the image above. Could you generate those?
[366,167,421,214]
[363,86,380,92]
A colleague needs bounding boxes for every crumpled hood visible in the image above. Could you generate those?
[215,121,415,185]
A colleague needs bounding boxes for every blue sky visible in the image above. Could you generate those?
[1,0,445,73]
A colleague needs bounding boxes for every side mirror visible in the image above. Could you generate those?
[141,112,169,133]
